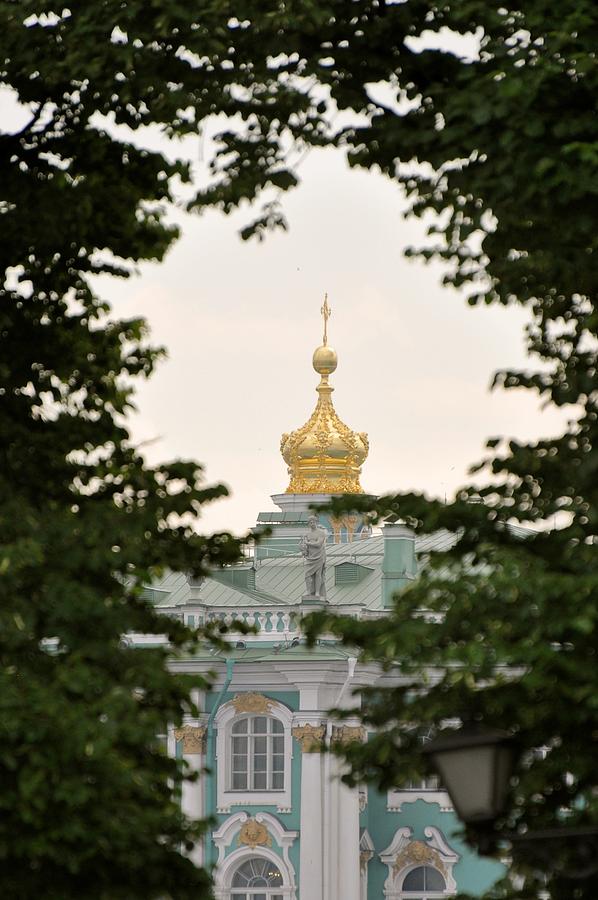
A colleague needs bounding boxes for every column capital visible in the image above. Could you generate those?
[292,723,326,753]
[174,724,206,754]
[332,724,366,746]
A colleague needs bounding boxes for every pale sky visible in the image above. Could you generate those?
[4,87,567,537]
[99,148,566,536]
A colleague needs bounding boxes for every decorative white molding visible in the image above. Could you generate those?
[387,788,452,813]
[215,696,294,811]
[379,827,412,870]
[212,812,298,899]
[359,786,368,812]
[360,830,375,900]
[380,826,460,898]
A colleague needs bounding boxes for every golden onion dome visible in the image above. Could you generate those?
[280,297,369,494]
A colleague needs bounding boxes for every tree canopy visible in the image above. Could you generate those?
[2,1,597,898]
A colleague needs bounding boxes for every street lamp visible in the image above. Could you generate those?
[423,724,598,877]
[422,724,515,827]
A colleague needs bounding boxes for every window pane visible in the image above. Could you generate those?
[253,736,267,754]
[403,866,425,890]
[232,858,282,888]
[402,864,446,893]
[424,866,446,890]
[230,716,287,793]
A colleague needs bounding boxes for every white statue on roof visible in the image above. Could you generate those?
[300,515,327,600]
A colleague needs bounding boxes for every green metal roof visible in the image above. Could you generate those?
[256,511,312,524]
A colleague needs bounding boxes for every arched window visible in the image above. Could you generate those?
[401,864,447,898]
[230,716,285,791]
[216,697,293,810]
[230,857,284,899]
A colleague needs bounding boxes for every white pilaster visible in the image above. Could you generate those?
[330,725,364,900]
[293,722,326,900]
[299,749,324,900]
[175,724,206,867]
[337,773,360,900]
[181,751,204,866]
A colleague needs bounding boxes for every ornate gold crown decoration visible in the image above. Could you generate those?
[280,295,369,494]
[239,818,272,849]
[392,841,446,877]
[231,692,273,715]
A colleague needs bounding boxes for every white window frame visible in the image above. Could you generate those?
[216,699,293,812]
[380,827,459,900]
[212,812,298,900]
[398,863,450,899]
[229,855,285,897]
[230,715,285,792]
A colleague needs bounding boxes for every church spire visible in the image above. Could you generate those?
[279,297,369,494]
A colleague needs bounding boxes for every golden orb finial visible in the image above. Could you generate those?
[279,296,369,494]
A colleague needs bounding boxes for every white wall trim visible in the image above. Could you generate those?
[387,788,452,813]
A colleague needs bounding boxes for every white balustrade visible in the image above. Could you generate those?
[205,608,300,639]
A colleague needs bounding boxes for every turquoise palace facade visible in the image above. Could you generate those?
[142,312,504,900]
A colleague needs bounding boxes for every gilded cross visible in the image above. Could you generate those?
[321,293,331,345]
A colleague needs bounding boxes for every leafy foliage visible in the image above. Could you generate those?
[0,3,248,897]
[306,492,598,898]
[2,2,598,898]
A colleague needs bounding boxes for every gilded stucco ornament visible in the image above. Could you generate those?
[238,818,272,849]
[280,296,368,495]
[231,692,273,715]
[360,849,373,873]
[332,724,366,745]
[393,841,446,877]
[173,725,206,754]
[292,724,326,752]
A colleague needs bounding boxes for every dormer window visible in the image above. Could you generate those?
[334,561,373,586]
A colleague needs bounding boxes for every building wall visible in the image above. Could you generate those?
[174,677,504,900]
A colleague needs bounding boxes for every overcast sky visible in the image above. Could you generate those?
[4,88,567,537]
[98,147,567,536]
